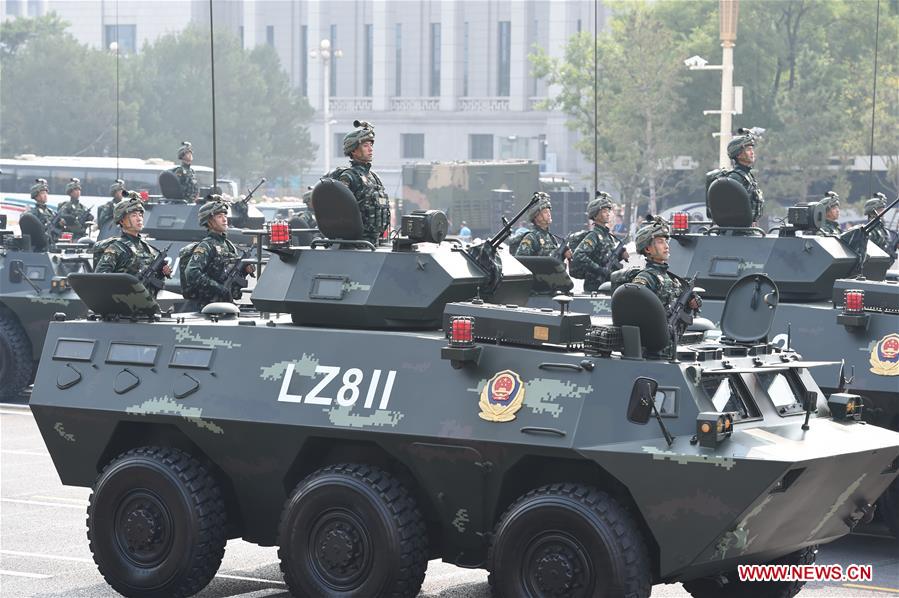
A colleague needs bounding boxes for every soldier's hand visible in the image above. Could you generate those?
[162,263,173,278]
[244,263,256,276]
[564,248,573,261]
[689,296,701,310]
[621,249,630,261]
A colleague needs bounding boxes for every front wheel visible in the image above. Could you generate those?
[87,446,227,598]
[0,313,33,399]
[487,483,652,598]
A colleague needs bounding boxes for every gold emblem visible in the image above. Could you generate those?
[870,333,899,376]
[479,370,526,422]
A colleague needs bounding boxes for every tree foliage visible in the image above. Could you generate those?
[0,16,316,183]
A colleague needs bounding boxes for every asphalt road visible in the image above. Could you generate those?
[2,400,897,598]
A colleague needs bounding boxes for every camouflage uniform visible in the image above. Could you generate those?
[183,232,240,307]
[334,121,390,245]
[98,179,126,229]
[516,193,560,257]
[572,225,618,291]
[170,142,199,201]
[864,195,895,260]
[95,233,162,277]
[25,179,53,225]
[725,133,764,222]
[57,179,92,238]
[817,193,841,236]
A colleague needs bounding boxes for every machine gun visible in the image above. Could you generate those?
[839,194,899,272]
[605,236,629,271]
[220,248,254,301]
[137,243,172,293]
[667,273,699,342]
[232,178,266,208]
[467,192,542,294]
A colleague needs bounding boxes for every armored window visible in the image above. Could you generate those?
[170,346,214,369]
[699,373,760,421]
[755,370,806,416]
[653,387,678,417]
[107,343,159,366]
[25,265,47,281]
[402,134,424,160]
[497,21,511,97]
[53,339,95,362]
[709,258,741,277]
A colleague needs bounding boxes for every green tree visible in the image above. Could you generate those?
[0,11,68,58]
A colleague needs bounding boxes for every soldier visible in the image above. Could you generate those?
[95,193,172,286]
[97,179,126,231]
[182,197,255,309]
[169,141,199,201]
[864,193,896,261]
[725,129,764,224]
[57,178,93,238]
[24,178,53,227]
[818,192,841,236]
[332,120,390,245]
[571,192,628,292]
[631,217,701,358]
[515,192,572,260]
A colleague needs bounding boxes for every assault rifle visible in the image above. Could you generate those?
[138,243,172,293]
[668,273,699,342]
[220,248,254,301]
[839,193,899,271]
[605,236,629,271]
[233,178,266,209]
[47,209,66,241]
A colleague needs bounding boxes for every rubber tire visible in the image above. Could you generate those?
[877,477,899,540]
[0,312,33,399]
[487,483,652,598]
[683,545,817,598]
[87,447,227,598]
[277,463,428,598]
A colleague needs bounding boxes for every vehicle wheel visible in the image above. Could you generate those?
[683,545,817,598]
[487,483,651,598]
[277,463,428,598]
[878,477,899,540]
[87,446,227,598]
[0,313,33,399]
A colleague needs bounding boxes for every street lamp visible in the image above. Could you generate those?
[309,38,343,173]
[686,0,740,169]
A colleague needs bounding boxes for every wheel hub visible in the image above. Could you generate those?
[317,521,362,573]
[123,507,162,551]
[115,493,172,566]
[524,533,589,597]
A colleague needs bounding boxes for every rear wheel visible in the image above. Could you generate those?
[87,446,227,598]
[683,545,817,598]
[487,483,651,598]
[277,463,428,598]
[0,312,33,399]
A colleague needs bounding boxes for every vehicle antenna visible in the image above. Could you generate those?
[866,0,881,197]
[115,0,120,179]
[209,0,218,188]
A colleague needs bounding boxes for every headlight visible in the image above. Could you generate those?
[827,393,863,421]
[696,411,734,448]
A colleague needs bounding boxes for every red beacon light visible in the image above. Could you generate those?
[268,219,291,246]
[59,232,73,241]
[449,316,474,348]
[843,289,864,313]
[139,190,149,201]
[671,212,689,233]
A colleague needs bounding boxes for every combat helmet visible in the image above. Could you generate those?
[30,178,49,199]
[113,193,144,224]
[177,141,193,160]
[65,177,81,194]
[864,192,887,216]
[109,179,126,196]
[586,191,614,219]
[635,216,670,253]
[727,128,757,160]
[198,196,229,227]
[820,191,840,211]
[526,192,552,222]
[343,120,375,156]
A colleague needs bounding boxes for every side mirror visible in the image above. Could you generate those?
[627,377,659,425]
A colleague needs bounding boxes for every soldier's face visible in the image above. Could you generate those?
[352,140,374,163]
[535,207,552,228]
[594,207,612,226]
[69,189,81,201]
[182,151,193,165]
[35,191,47,205]
[647,236,669,262]
[122,210,144,234]
[738,146,755,166]
[113,191,123,202]
[209,212,228,233]
[827,205,840,221]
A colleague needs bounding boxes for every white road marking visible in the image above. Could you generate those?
[0,549,92,563]
[220,590,284,598]
[0,409,33,416]
[0,498,85,510]
[1,449,50,456]
[0,569,53,578]
[216,573,286,585]
[31,495,89,504]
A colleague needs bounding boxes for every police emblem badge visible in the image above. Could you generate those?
[870,333,899,376]
[479,370,526,422]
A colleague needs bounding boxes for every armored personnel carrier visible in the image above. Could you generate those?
[30,182,899,598]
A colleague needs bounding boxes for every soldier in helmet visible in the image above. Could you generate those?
[24,178,53,227]
[97,179,126,232]
[630,217,701,358]
[331,120,390,245]
[57,177,93,238]
[725,130,765,224]
[571,191,628,292]
[515,192,572,260]
[169,141,199,202]
[94,193,172,289]
[817,192,841,236]
[182,196,255,309]
[863,193,896,261]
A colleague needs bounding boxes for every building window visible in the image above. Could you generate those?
[5,1,20,16]
[429,23,441,97]
[497,21,511,97]
[463,21,469,96]
[266,25,274,47]
[401,134,424,159]
[530,19,539,96]
[469,134,494,160]
[239,26,244,48]
[27,0,40,16]
[300,25,308,96]
[334,132,346,158]
[104,24,137,54]
[330,25,338,96]
[364,24,373,97]
[395,23,402,97]
[577,19,582,33]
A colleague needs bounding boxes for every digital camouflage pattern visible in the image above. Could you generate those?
[635,217,669,253]
[169,163,199,201]
[30,178,49,199]
[818,219,841,236]
[586,192,614,219]
[24,204,54,227]
[64,177,82,194]
[572,224,619,292]
[57,198,92,237]
[113,195,144,223]
[868,221,895,260]
[197,198,229,226]
[343,121,376,156]
[525,192,552,222]
[725,164,764,222]
[182,232,241,306]
[333,161,390,244]
[515,227,560,257]
[94,233,162,277]
[97,198,121,229]
[726,133,754,160]
[865,194,887,216]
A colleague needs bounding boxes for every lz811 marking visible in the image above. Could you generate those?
[277,363,397,409]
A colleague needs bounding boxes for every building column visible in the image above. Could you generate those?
[509,1,528,111]
[439,0,460,111]
[372,0,390,111]
[307,2,323,112]
[242,0,256,49]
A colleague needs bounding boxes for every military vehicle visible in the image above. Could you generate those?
[30,181,899,598]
